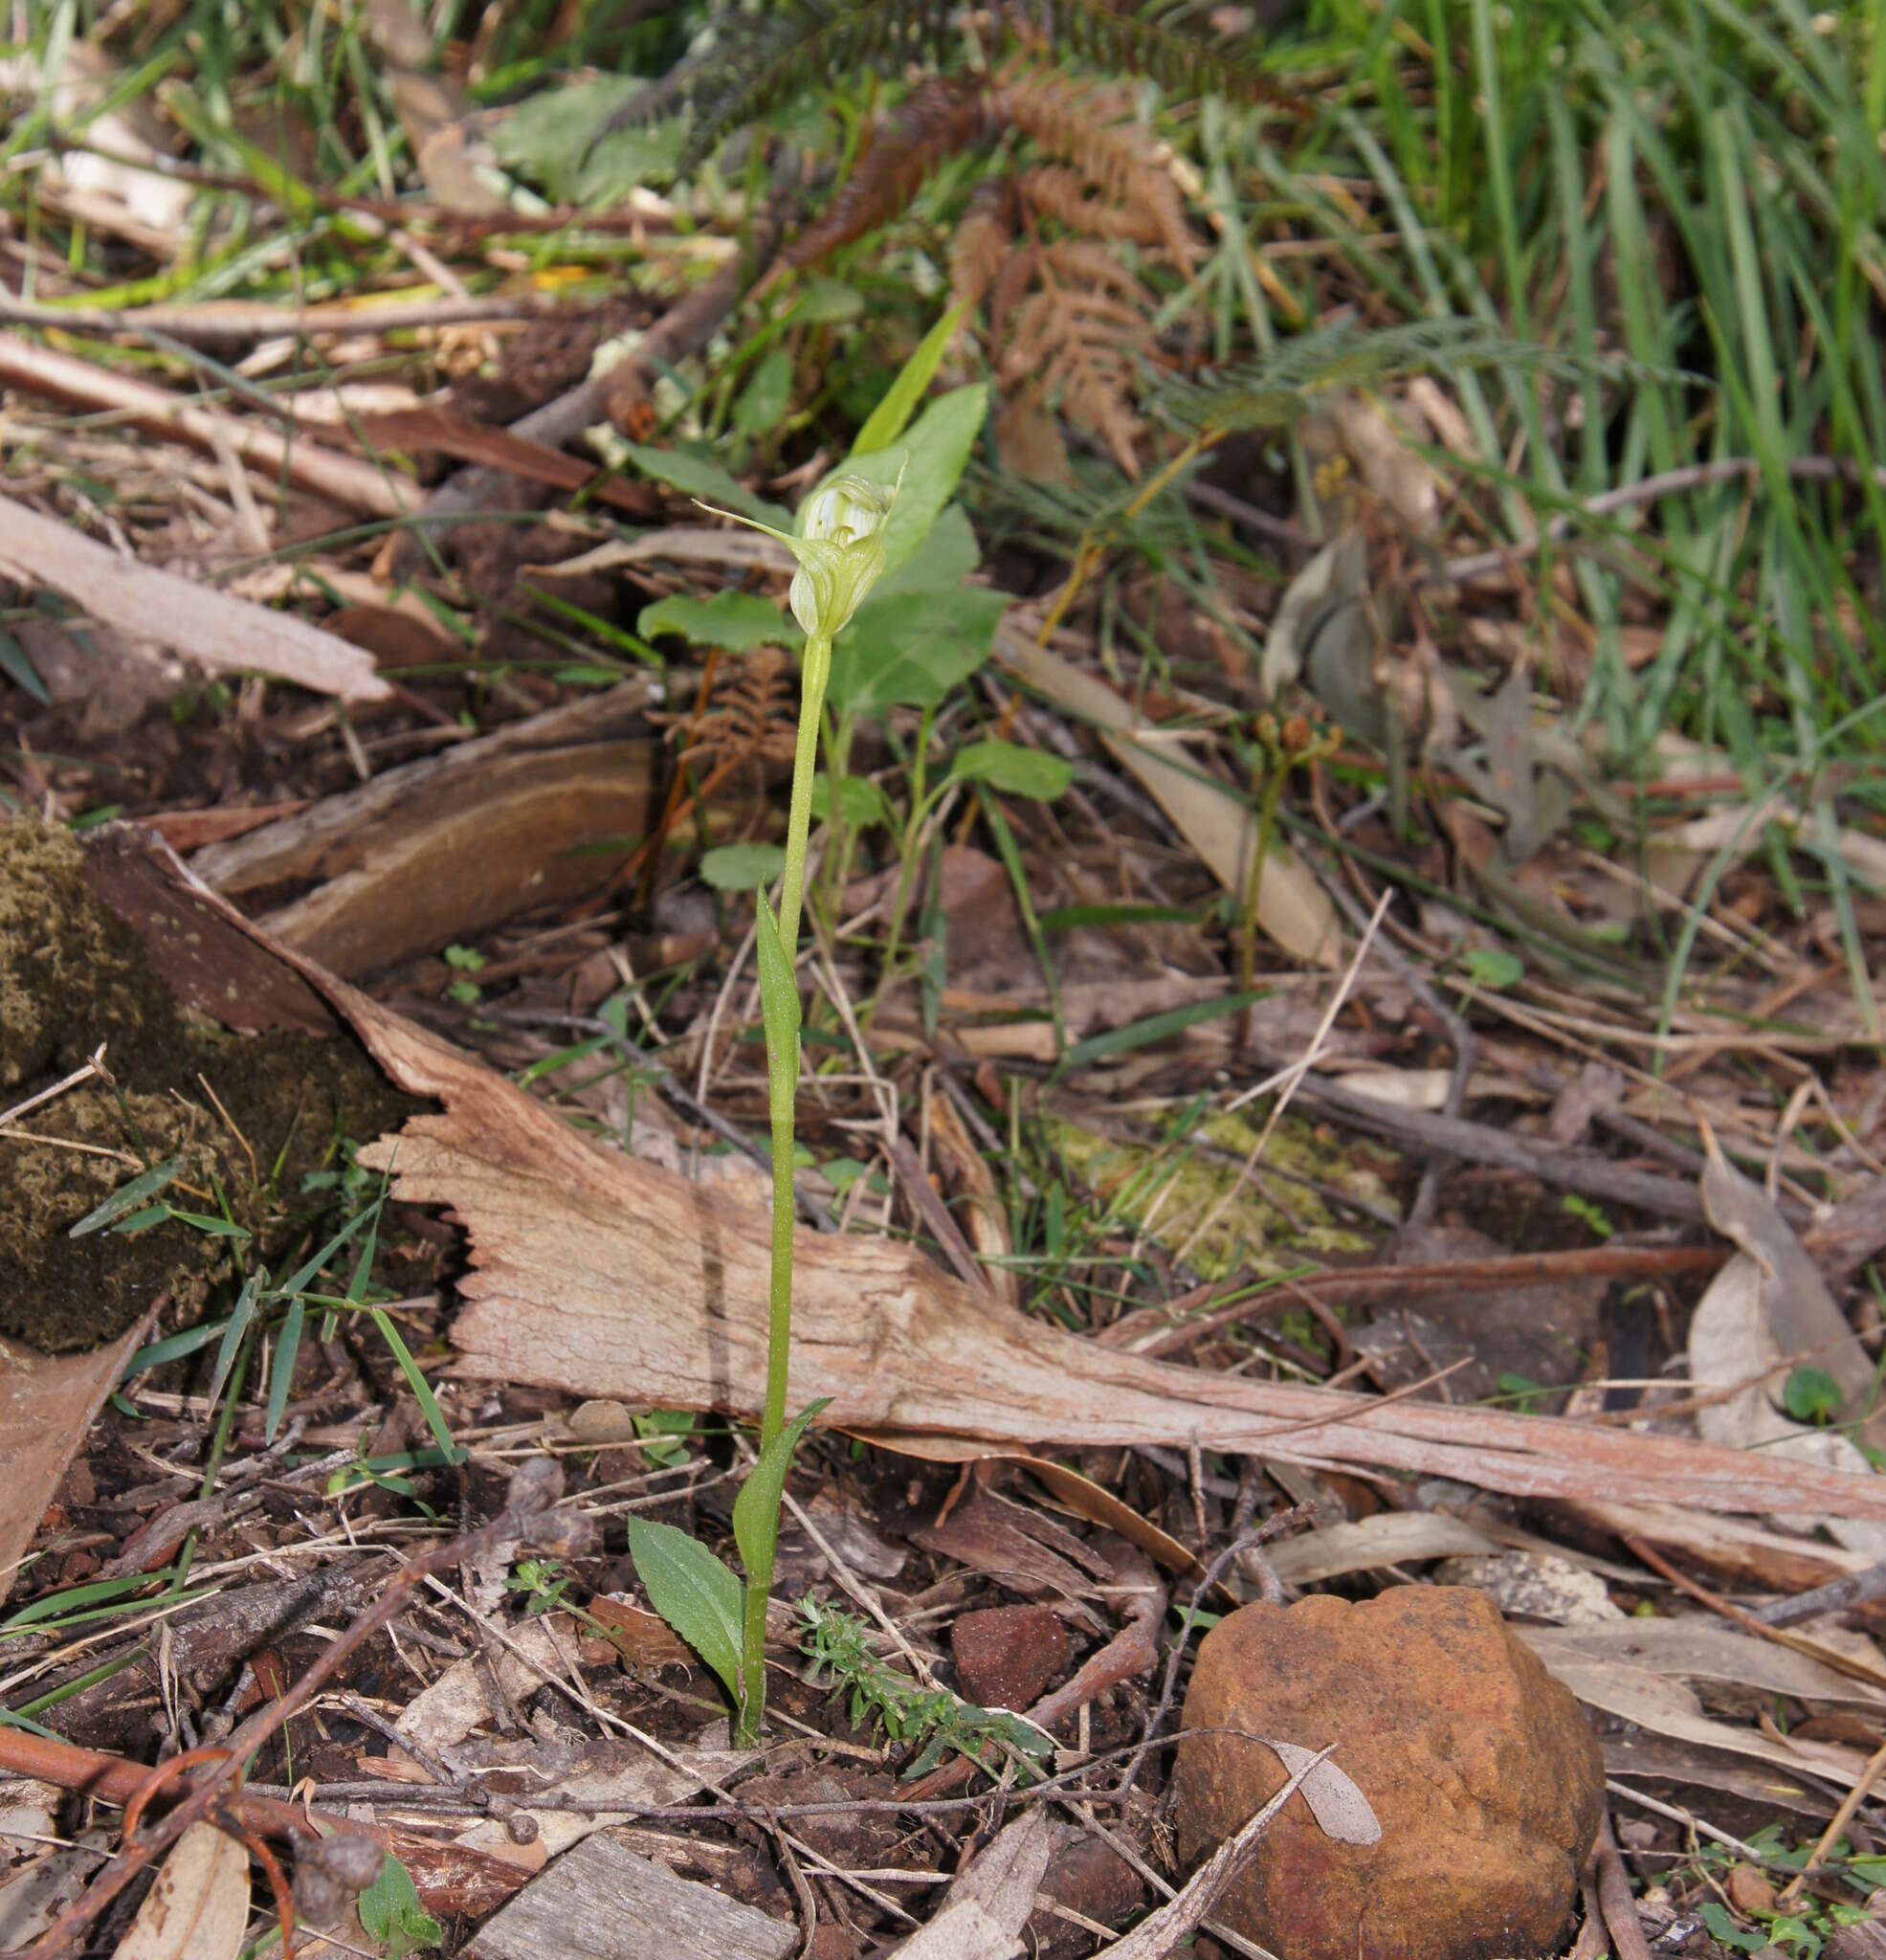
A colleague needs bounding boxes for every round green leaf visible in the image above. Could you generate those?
[701,842,787,891]
[947,740,1073,801]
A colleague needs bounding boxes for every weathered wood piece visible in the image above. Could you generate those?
[192,682,655,977]
[467,1831,795,1960]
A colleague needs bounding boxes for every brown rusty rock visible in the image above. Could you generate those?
[951,1604,1070,1709]
[1172,1588,1603,1960]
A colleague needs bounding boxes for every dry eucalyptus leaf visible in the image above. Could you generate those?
[1697,1126,1880,1429]
[1264,1739,1382,1845]
[110,1822,250,1960]
[890,1811,1055,1960]
[1537,1655,1876,1793]
[999,629,1342,968]
[0,1315,153,1608]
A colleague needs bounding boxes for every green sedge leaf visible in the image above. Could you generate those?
[68,1158,182,1236]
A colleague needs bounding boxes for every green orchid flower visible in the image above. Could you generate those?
[684,459,901,1744]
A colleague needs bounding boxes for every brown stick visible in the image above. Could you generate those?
[1246,1050,1727,1227]
[0,291,581,343]
[1098,1245,1728,1357]
[0,1726,327,1846]
[0,336,412,519]
[1623,1534,1886,1690]
[1592,1813,1656,1960]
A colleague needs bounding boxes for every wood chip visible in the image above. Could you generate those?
[467,1830,794,1960]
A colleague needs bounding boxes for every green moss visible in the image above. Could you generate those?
[1045,1107,1393,1282]
[0,819,421,1354]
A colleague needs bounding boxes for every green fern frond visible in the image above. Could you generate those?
[683,0,961,167]
[1010,0,1279,102]
[677,0,1292,168]
[1148,318,1549,437]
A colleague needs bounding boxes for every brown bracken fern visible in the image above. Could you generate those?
[662,644,799,797]
[944,67,1195,476]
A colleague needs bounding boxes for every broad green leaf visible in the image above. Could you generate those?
[626,1517,743,1704]
[732,1399,831,1597]
[853,305,965,457]
[824,386,986,579]
[621,443,790,530]
[1784,1365,1843,1425]
[638,590,797,652]
[871,502,981,596]
[357,1852,442,1960]
[946,741,1073,802]
[790,276,863,325]
[810,773,894,831]
[827,584,1009,719]
[68,1158,182,1237]
[701,842,787,892]
[753,896,803,1115]
[1463,947,1524,991]
[735,348,795,439]
[489,77,680,203]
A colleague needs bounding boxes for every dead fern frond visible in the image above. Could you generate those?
[1002,244,1152,474]
[662,645,798,792]
[1018,163,1165,245]
[995,64,1195,271]
[787,76,990,270]
[949,179,1014,316]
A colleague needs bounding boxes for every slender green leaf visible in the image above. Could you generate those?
[121,1319,230,1380]
[621,443,790,530]
[369,1308,461,1463]
[1056,991,1269,1076]
[626,1517,743,1704]
[67,1158,181,1237]
[265,1298,304,1443]
[732,1399,830,1589]
[110,1204,174,1236]
[753,895,803,1115]
[205,1272,262,1411]
[852,304,965,457]
[0,629,48,706]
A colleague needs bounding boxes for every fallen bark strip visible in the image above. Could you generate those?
[192,680,656,977]
[0,336,412,520]
[0,495,390,702]
[85,829,1886,1525]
